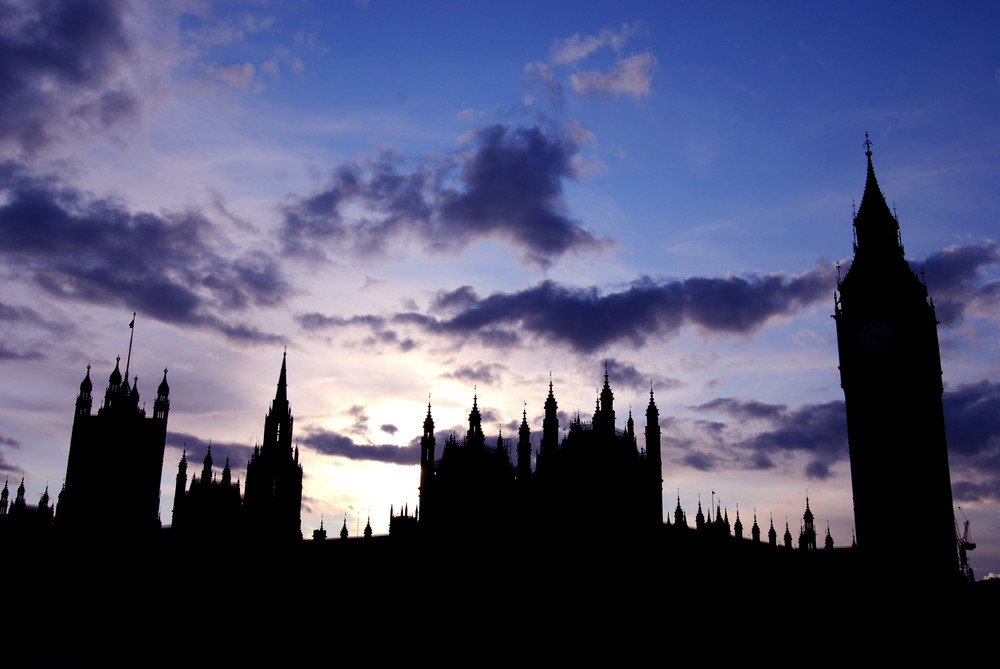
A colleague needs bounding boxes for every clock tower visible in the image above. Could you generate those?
[834,135,958,582]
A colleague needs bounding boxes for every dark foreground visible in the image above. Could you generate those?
[6,528,998,666]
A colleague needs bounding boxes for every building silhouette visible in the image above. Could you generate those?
[171,352,303,540]
[415,367,663,539]
[3,138,992,665]
[56,356,170,534]
[834,135,959,581]
[170,446,242,537]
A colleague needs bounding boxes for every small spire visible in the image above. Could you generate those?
[863,131,873,158]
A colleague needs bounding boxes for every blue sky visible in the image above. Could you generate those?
[1,0,999,577]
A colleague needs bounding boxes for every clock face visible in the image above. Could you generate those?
[857,320,893,355]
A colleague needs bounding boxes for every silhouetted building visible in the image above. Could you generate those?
[244,352,303,540]
[416,367,663,538]
[171,352,303,540]
[834,136,959,581]
[0,477,54,537]
[798,497,817,551]
[57,356,170,534]
[171,446,242,537]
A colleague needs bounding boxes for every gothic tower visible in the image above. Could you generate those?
[58,353,169,534]
[517,405,531,481]
[833,136,958,580]
[537,377,559,474]
[645,387,662,525]
[244,352,303,540]
[419,401,435,516]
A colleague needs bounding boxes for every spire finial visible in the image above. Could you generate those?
[863,131,873,158]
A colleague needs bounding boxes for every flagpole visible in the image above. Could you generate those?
[124,312,136,383]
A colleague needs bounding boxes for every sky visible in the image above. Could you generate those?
[1,0,999,577]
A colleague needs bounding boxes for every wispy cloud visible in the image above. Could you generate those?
[569,52,658,100]
[550,22,641,65]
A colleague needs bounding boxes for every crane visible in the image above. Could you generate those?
[956,507,977,583]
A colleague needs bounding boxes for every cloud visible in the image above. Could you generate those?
[953,479,1000,504]
[943,382,1000,492]
[909,241,1000,327]
[691,398,848,479]
[280,124,609,268]
[0,0,151,156]
[550,23,640,65]
[390,264,830,353]
[687,379,1000,485]
[603,358,684,394]
[441,362,507,386]
[681,450,721,472]
[0,345,44,361]
[380,424,398,435]
[523,62,564,107]
[299,428,419,465]
[569,52,657,100]
[0,162,288,344]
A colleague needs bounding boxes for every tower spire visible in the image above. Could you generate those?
[853,133,900,255]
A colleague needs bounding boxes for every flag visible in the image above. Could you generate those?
[129,316,135,329]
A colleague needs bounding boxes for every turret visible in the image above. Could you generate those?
[419,400,436,514]
[467,392,484,450]
[517,405,531,481]
[172,448,188,526]
[645,387,662,524]
[153,368,169,421]
[673,494,686,528]
[76,365,93,418]
[201,446,213,483]
[539,375,559,473]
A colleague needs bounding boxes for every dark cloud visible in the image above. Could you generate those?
[910,241,1000,327]
[804,460,832,480]
[943,382,1000,496]
[296,313,387,331]
[0,345,43,361]
[0,451,19,474]
[952,480,1000,504]
[734,401,847,477]
[344,405,368,436]
[441,362,506,386]
[682,380,1000,485]
[305,264,831,353]
[431,285,479,313]
[688,398,848,479]
[0,0,145,155]
[694,397,786,422]
[299,428,419,465]
[280,125,609,267]
[681,451,720,472]
[0,163,289,344]
[380,424,398,435]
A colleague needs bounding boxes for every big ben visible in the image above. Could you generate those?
[834,135,958,582]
